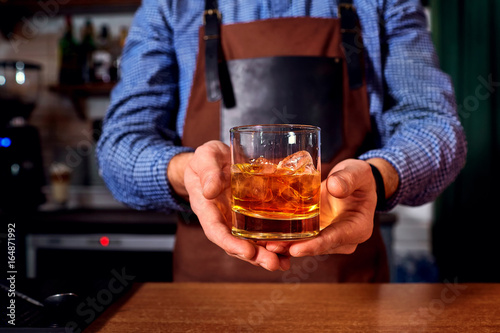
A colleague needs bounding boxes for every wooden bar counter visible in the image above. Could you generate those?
[86,283,500,332]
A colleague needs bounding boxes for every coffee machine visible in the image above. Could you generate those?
[0,60,45,212]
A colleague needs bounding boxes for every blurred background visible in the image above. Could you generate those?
[0,0,498,284]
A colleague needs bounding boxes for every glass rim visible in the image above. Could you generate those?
[230,124,320,133]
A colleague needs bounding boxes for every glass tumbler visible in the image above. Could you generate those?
[230,124,321,240]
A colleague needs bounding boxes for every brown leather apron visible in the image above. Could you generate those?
[174,1,389,282]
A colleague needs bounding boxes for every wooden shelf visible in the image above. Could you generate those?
[0,0,141,15]
[50,82,116,97]
[49,82,116,120]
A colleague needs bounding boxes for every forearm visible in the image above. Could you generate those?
[97,111,194,212]
[97,0,196,212]
[359,114,466,210]
[360,0,467,210]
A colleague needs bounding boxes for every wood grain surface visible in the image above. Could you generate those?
[85,283,500,333]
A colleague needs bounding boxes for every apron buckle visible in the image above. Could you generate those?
[338,3,355,17]
[203,9,221,25]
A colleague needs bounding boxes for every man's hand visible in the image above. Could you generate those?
[266,158,398,257]
[177,140,290,271]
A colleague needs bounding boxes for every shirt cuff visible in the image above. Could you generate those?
[133,145,194,213]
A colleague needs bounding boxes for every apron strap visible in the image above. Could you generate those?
[202,0,365,99]
[339,0,365,89]
[203,0,222,102]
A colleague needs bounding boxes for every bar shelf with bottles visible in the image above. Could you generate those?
[50,16,128,119]
[0,0,141,15]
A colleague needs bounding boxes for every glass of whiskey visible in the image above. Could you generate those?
[230,124,321,240]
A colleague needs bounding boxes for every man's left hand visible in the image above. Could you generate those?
[266,159,379,257]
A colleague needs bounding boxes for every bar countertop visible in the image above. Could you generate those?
[85,282,500,332]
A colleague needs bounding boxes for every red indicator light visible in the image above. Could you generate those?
[100,236,110,247]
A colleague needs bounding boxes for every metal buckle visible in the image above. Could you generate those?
[338,3,356,18]
[203,35,220,40]
[203,9,222,25]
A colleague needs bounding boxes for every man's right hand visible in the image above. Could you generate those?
[168,140,290,272]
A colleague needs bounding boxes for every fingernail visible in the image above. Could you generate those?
[272,245,286,253]
[202,177,213,193]
[260,262,269,270]
[335,176,348,194]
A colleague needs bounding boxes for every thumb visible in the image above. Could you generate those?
[189,140,231,200]
[326,171,353,198]
[326,161,373,199]
[202,171,226,199]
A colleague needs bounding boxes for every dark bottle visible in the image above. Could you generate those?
[58,16,81,85]
[92,25,113,82]
[79,19,96,83]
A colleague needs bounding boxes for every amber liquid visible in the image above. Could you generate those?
[231,164,320,240]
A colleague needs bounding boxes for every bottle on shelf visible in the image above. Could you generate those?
[79,19,96,83]
[58,15,81,85]
[92,24,113,83]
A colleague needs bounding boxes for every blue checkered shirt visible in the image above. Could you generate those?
[96,0,467,212]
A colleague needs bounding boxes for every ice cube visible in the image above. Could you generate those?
[231,162,273,202]
[252,184,273,202]
[279,185,300,202]
[277,151,316,174]
[295,163,317,175]
[251,157,272,164]
[249,157,277,174]
[289,174,321,199]
[231,164,247,174]
[275,186,299,214]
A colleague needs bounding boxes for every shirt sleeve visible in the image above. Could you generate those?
[358,0,467,210]
[96,0,193,212]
